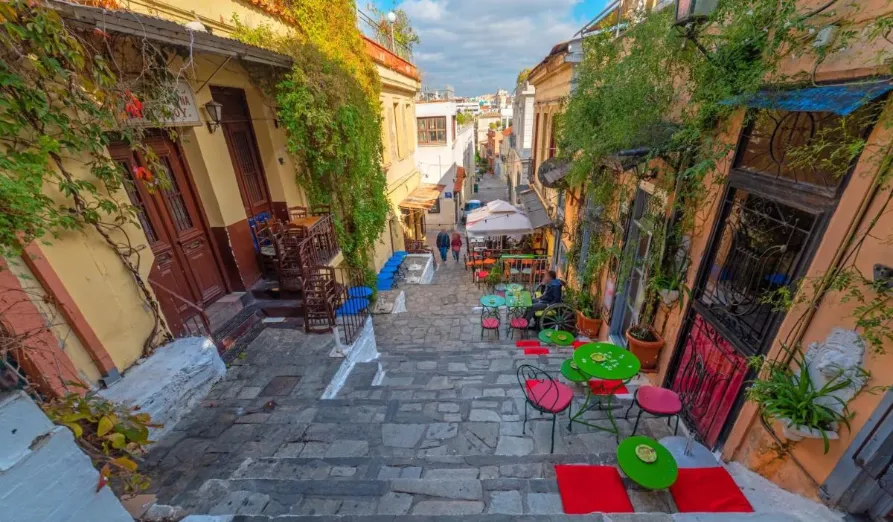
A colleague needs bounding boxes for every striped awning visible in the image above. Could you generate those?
[399,183,445,210]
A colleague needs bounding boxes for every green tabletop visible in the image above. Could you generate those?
[506,283,524,292]
[480,295,505,307]
[539,329,574,346]
[573,342,641,381]
[616,436,678,489]
[500,254,537,259]
[505,291,532,308]
[560,358,589,383]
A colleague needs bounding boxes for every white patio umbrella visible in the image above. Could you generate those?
[465,199,534,237]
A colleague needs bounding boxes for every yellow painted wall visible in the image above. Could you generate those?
[125,0,293,38]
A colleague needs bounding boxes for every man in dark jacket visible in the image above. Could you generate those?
[526,270,563,325]
[435,230,450,261]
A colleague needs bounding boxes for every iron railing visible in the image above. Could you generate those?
[147,278,219,349]
[300,265,370,345]
[356,7,413,62]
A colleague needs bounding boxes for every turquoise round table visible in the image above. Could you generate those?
[569,342,641,439]
[480,295,505,307]
[617,436,678,489]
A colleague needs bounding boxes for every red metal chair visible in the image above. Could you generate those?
[480,306,500,340]
[517,364,573,453]
[624,386,682,436]
[506,306,529,339]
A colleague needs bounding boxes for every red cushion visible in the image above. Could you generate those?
[588,379,629,396]
[637,386,682,415]
[555,465,634,514]
[516,340,541,347]
[670,467,753,513]
[481,318,499,328]
[572,341,588,349]
[510,318,529,328]
[524,380,573,413]
[524,347,550,355]
[476,270,489,278]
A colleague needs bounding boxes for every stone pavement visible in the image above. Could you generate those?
[142,251,828,522]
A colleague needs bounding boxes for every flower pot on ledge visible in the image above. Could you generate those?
[626,327,664,372]
[576,311,602,338]
[778,417,839,443]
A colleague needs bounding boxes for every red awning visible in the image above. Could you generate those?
[454,167,466,193]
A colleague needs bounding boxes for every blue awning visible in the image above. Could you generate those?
[721,81,893,116]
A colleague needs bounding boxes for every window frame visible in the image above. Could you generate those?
[417,116,447,146]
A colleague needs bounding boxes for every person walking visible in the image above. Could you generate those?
[450,232,462,263]
[435,230,450,262]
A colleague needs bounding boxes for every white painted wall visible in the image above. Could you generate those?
[415,101,474,230]
[0,392,132,522]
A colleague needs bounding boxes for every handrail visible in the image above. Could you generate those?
[147,278,213,340]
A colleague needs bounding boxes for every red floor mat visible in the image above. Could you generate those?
[670,467,754,513]
[555,465,634,514]
[523,347,550,355]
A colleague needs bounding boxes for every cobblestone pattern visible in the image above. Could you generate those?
[145,230,679,518]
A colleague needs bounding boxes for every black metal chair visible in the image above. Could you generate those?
[480,306,501,340]
[517,364,574,453]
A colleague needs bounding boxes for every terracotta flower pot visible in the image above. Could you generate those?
[626,328,665,372]
[576,311,602,338]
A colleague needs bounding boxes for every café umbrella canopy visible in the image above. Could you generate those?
[466,199,534,237]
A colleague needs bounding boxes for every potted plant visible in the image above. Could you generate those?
[625,298,664,371]
[746,355,861,453]
[651,272,688,307]
[574,289,602,338]
[484,263,502,288]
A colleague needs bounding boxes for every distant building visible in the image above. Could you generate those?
[505,80,535,203]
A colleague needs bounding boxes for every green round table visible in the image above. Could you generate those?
[560,359,588,383]
[569,343,641,438]
[616,436,678,489]
[480,295,505,307]
[538,329,574,346]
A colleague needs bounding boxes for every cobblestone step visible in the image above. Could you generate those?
[221,513,801,521]
[184,475,676,516]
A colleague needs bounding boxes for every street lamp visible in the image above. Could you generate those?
[386,11,397,51]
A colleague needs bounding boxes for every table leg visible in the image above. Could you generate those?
[567,379,629,438]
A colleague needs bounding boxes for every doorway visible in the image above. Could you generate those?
[210,86,273,221]
[110,135,227,335]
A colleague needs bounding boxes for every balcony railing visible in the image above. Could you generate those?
[356,7,413,62]
[278,213,340,293]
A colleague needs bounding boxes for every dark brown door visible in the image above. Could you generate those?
[210,86,273,220]
[110,135,226,334]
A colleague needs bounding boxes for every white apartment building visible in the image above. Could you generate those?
[415,100,476,230]
[506,80,536,203]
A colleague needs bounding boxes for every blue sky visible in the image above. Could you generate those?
[365,0,611,96]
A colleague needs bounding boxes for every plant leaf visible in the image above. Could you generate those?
[63,422,83,438]
[97,415,114,437]
[106,432,126,449]
[111,456,138,472]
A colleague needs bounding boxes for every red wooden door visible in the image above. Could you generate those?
[110,136,226,334]
[210,86,273,220]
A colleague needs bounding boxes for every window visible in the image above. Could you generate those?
[548,116,558,159]
[418,116,447,145]
[451,116,456,143]
[428,196,441,214]
[381,101,392,164]
[610,188,655,346]
[404,103,414,153]
[393,103,405,159]
[387,104,398,163]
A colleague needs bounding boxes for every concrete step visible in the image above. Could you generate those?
[210,514,802,521]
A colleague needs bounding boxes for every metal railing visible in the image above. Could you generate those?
[300,265,370,345]
[356,7,413,62]
[147,278,218,348]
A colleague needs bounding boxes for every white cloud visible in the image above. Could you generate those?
[397,0,588,95]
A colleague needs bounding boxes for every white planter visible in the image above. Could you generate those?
[659,289,680,306]
[778,417,839,442]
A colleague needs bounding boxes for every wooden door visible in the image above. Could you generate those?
[110,136,225,334]
[210,86,273,220]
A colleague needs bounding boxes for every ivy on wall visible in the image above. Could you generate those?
[558,0,893,349]
[233,0,389,268]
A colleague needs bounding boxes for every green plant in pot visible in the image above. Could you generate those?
[651,272,690,308]
[625,296,664,372]
[746,354,865,453]
[484,263,502,288]
[574,289,602,338]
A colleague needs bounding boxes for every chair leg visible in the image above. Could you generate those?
[624,390,638,420]
[523,402,528,435]
[551,414,557,454]
[674,415,680,436]
[632,410,643,436]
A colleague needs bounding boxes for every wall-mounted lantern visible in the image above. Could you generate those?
[204,100,223,133]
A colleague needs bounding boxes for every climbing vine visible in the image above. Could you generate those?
[233,0,389,268]
[0,1,189,355]
[559,0,893,348]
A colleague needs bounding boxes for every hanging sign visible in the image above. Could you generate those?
[128,81,202,127]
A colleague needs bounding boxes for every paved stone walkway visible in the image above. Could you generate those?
[143,222,824,521]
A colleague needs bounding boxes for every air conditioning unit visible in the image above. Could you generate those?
[674,0,718,25]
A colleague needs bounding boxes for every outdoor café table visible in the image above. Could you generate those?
[569,342,641,438]
[480,295,505,308]
[538,329,574,347]
[505,291,532,308]
[616,436,678,490]
[290,215,321,229]
[506,283,524,293]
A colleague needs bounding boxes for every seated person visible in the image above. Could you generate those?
[526,270,563,326]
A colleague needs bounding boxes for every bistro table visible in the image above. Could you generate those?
[480,295,505,308]
[616,436,678,490]
[538,329,574,346]
[290,215,321,229]
[569,342,641,438]
[506,283,524,293]
[505,290,532,308]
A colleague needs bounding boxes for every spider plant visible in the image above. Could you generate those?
[746,355,860,453]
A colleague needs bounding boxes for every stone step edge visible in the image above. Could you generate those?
[182,514,800,522]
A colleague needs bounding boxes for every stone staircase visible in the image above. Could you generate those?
[152,339,807,522]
